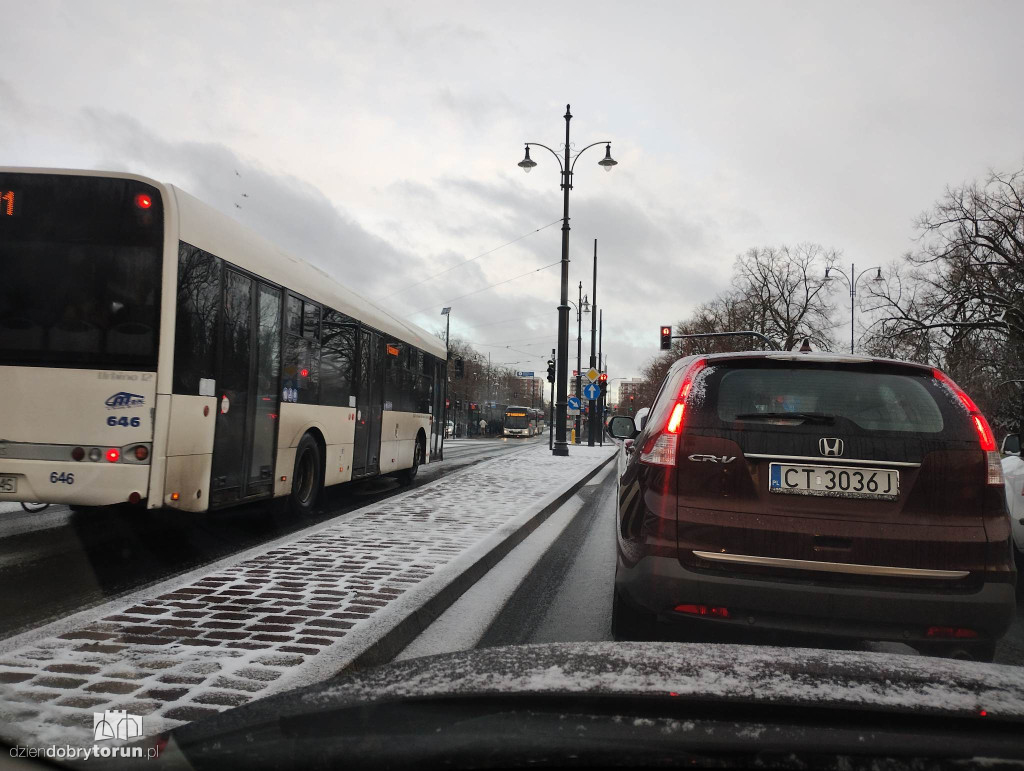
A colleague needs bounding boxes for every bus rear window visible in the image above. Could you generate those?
[0,173,163,370]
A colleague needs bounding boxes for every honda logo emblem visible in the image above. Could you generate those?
[819,437,844,456]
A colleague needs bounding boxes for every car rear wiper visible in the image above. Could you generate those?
[733,412,836,424]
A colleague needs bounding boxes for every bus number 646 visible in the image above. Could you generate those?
[107,416,141,427]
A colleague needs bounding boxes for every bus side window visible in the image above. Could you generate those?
[283,294,320,404]
[173,242,221,395]
[285,295,302,337]
[320,308,354,407]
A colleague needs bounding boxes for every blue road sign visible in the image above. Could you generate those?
[517,371,535,377]
[582,382,601,401]
[567,396,582,411]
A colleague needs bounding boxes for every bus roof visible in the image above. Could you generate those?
[0,167,447,360]
[171,185,448,359]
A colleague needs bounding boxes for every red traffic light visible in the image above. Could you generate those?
[660,325,672,350]
[599,373,607,383]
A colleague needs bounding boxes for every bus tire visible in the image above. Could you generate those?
[399,434,425,485]
[289,433,323,516]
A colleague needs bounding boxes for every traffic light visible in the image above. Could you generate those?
[598,372,608,395]
[445,398,450,408]
[546,359,555,383]
[660,325,672,351]
[456,399,461,410]
[454,358,464,378]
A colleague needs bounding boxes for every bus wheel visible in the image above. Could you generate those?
[289,434,323,516]
[399,436,425,485]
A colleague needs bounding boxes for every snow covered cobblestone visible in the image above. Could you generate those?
[0,443,615,747]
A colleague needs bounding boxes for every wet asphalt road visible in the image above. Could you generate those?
[478,462,1024,667]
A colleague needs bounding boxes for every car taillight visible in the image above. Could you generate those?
[926,626,978,639]
[932,369,1003,486]
[675,603,730,618]
[639,359,706,467]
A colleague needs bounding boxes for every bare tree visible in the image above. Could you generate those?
[863,164,1024,430]
[732,244,838,352]
[626,243,839,412]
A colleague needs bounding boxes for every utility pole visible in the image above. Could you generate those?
[599,310,604,447]
[575,280,584,444]
[588,239,598,447]
[440,307,451,460]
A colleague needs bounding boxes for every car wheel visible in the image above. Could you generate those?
[611,587,656,641]
[398,435,425,485]
[289,434,323,517]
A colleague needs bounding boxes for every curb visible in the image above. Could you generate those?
[343,448,618,672]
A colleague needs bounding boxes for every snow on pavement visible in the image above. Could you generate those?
[0,443,615,748]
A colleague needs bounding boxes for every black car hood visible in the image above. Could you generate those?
[180,641,1024,731]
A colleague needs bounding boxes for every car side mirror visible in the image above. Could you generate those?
[1002,433,1021,456]
[607,415,637,439]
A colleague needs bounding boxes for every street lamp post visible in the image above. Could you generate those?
[824,263,883,354]
[519,105,617,456]
[568,284,590,444]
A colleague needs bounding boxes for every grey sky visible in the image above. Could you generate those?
[3,0,1023,384]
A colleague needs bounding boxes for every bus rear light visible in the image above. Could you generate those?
[128,492,141,505]
[926,626,978,639]
[133,445,149,461]
[105,448,120,463]
[134,193,153,209]
[674,604,730,619]
[170,492,180,501]
[71,447,84,461]
[88,448,101,462]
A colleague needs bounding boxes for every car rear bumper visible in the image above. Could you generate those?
[616,553,1016,641]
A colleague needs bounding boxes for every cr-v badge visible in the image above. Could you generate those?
[819,437,844,456]
[688,454,736,463]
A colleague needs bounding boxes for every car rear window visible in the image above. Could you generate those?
[715,367,944,433]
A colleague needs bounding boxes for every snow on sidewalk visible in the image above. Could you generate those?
[0,443,615,747]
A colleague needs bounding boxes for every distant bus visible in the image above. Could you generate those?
[503,406,533,437]
[0,168,447,516]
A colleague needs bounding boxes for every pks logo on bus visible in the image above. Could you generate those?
[105,392,146,410]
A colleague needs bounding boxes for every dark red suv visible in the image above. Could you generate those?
[607,351,1016,661]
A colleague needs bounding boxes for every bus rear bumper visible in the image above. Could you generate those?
[0,458,151,507]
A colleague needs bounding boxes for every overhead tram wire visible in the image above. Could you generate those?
[406,260,561,317]
[380,219,562,301]
[457,312,551,331]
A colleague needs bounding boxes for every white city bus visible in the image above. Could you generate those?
[0,168,447,515]
[503,406,532,437]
